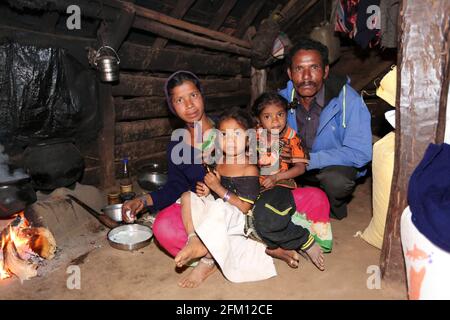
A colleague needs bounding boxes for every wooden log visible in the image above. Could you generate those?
[97,83,116,188]
[118,42,250,76]
[104,0,251,49]
[115,136,171,159]
[152,0,196,50]
[115,118,174,144]
[97,1,135,51]
[380,0,450,286]
[111,73,251,97]
[115,91,250,121]
[234,0,267,38]
[209,0,238,30]
[0,25,250,76]
[133,17,251,57]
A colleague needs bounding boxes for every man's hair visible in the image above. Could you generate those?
[252,92,288,117]
[286,38,329,68]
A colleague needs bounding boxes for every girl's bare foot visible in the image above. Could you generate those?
[178,257,217,288]
[300,243,325,271]
[175,235,208,268]
[265,247,300,268]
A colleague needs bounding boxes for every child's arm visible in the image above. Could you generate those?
[276,162,306,180]
[261,162,306,189]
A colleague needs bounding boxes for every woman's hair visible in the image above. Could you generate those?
[252,92,289,116]
[164,70,203,114]
[218,107,255,130]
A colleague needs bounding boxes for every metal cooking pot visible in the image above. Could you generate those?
[137,163,168,191]
[101,203,123,222]
[23,138,85,191]
[0,176,37,218]
[94,46,120,82]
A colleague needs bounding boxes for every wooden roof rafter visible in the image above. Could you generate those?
[208,0,238,31]
[151,0,196,50]
[282,0,322,32]
[234,0,267,39]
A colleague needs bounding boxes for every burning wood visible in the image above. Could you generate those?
[0,212,56,282]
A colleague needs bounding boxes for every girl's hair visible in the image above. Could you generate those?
[218,107,255,130]
[252,92,289,116]
[164,70,203,114]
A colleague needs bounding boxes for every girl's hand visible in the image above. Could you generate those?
[262,174,278,189]
[196,181,210,197]
[204,170,221,193]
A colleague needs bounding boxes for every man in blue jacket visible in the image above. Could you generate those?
[279,38,372,219]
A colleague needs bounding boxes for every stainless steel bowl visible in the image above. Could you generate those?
[101,203,123,222]
[107,224,153,251]
[137,163,168,191]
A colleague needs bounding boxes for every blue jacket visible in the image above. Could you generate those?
[279,76,372,176]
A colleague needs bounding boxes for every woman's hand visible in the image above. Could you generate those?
[196,181,210,197]
[204,170,221,193]
[262,174,278,189]
[121,198,144,223]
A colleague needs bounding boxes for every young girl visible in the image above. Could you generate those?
[250,92,325,271]
[174,107,276,288]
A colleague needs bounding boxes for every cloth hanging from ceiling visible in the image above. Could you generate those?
[334,0,399,49]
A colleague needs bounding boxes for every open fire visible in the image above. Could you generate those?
[0,212,56,282]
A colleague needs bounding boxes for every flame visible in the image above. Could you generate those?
[0,211,32,280]
[0,231,11,279]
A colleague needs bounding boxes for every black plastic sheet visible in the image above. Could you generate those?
[0,41,100,148]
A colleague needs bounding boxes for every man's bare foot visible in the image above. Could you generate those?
[265,247,300,268]
[178,258,217,288]
[300,243,325,271]
[174,236,208,268]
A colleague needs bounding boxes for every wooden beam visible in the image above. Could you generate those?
[97,83,116,188]
[133,17,251,56]
[234,0,267,38]
[115,118,174,144]
[380,0,450,287]
[209,0,238,30]
[115,91,250,121]
[0,26,250,76]
[97,1,135,51]
[283,0,321,32]
[104,0,251,49]
[115,136,171,159]
[112,74,251,97]
[118,42,250,76]
[152,0,196,50]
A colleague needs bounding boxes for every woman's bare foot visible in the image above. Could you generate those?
[178,258,217,288]
[300,243,325,271]
[265,247,300,268]
[174,236,208,268]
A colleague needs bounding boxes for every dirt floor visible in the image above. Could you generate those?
[0,178,406,300]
